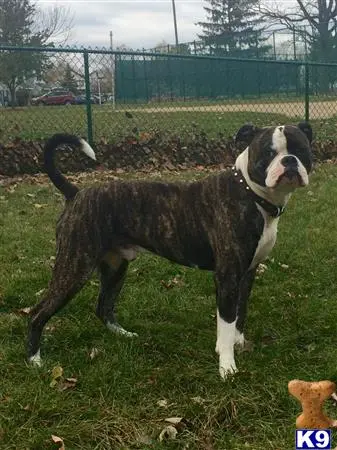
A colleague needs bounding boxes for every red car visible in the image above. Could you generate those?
[31,90,76,106]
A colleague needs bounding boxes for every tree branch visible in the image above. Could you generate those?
[296,0,319,26]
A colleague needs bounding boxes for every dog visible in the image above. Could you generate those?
[27,122,313,379]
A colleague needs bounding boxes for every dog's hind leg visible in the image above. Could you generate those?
[96,254,138,338]
[235,269,256,347]
[27,254,95,366]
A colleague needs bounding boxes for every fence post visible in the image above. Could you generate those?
[304,62,310,122]
[83,50,94,146]
[293,30,297,60]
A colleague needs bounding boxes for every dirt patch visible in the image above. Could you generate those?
[110,100,337,119]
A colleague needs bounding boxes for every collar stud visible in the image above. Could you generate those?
[233,169,285,218]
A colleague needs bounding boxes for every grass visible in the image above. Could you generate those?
[0,105,294,142]
[2,164,337,449]
[0,99,336,144]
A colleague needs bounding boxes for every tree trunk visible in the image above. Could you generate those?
[8,79,17,106]
[317,22,332,92]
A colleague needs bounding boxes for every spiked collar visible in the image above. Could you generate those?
[231,166,285,218]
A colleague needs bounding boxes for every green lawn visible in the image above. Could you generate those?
[1,165,337,449]
[1,101,336,144]
[0,105,293,142]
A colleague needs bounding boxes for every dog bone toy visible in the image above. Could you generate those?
[288,379,337,429]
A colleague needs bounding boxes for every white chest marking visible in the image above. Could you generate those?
[250,205,279,269]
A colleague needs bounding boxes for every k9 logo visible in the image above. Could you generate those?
[296,429,331,449]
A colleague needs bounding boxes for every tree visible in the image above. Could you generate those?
[0,0,73,104]
[197,0,270,58]
[61,63,79,94]
[259,1,337,62]
[153,40,191,55]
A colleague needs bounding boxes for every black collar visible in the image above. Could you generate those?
[231,167,285,218]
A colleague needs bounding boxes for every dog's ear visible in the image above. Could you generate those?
[235,123,262,145]
[298,121,313,143]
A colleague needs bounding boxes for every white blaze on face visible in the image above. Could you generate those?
[265,126,287,188]
[272,126,287,153]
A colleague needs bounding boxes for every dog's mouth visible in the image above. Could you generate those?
[276,168,304,187]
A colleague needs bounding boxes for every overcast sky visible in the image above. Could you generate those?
[36,0,208,49]
[36,0,298,50]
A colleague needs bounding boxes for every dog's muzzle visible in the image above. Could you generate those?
[278,155,304,187]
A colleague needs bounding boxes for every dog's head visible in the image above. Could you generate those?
[235,122,312,191]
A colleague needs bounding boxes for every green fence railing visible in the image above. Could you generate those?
[1,45,337,146]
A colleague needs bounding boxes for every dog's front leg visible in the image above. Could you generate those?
[214,266,242,379]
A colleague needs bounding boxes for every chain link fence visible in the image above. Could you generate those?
[146,27,311,61]
[0,46,337,146]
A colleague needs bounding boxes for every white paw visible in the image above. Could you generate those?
[219,357,237,379]
[106,322,138,338]
[29,349,42,367]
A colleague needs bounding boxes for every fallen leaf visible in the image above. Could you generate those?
[137,433,153,445]
[261,334,277,347]
[307,343,316,352]
[35,288,45,297]
[191,396,206,405]
[16,306,33,316]
[34,203,47,209]
[50,366,63,388]
[256,263,267,275]
[158,425,177,442]
[59,377,78,391]
[280,263,289,270]
[165,417,183,425]
[157,399,168,408]
[51,434,65,450]
[89,347,100,360]
[160,276,184,289]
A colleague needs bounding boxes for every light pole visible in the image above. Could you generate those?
[96,71,103,105]
[110,30,116,110]
[171,0,179,48]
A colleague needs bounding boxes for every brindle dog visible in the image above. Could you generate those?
[28,123,312,378]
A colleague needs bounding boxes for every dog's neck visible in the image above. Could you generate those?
[235,148,292,208]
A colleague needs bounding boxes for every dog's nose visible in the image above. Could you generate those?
[281,155,298,167]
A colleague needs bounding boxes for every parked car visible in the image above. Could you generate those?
[31,90,76,106]
[74,95,99,105]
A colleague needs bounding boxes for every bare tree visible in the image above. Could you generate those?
[34,4,75,45]
[259,0,337,62]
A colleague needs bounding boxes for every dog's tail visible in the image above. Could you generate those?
[44,133,96,200]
